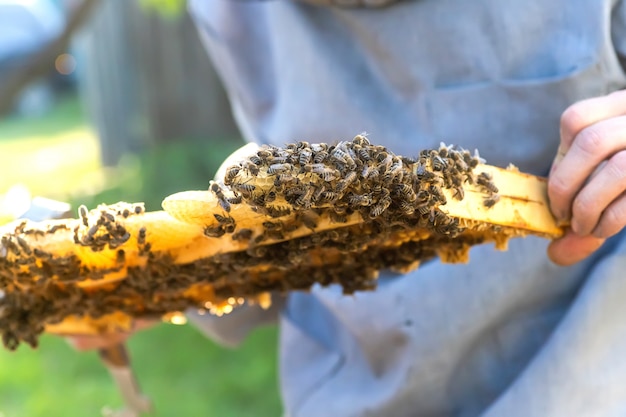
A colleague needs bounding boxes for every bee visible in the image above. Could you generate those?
[224,166,241,184]
[268,155,289,165]
[319,191,340,204]
[232,183,256,197]
[477,172,499,193]
[336,171,358,193]
[15,236,32,255]
[297,211,319,231]
[387,161,404,177]
[431,155,447,171]
[415,163,436,181]
[369,197,391,219]
[246,245,268,258]
[265,205,292,218]
[242,160,260,175]
[331,148,353,166]
[438,142,450,158]
[295,187,314,208]
[232,228,253,241]
[394,184,416,201]
[299,149,312,165]
[250,192,269,207]
[268,163,292,174]
[204,225,225,238]
[263,229,285,241]
[356,146,371,161]
[313,150,329,164]
[453,187,465,200]
[399,201,416,215]
[274,173,297,187]
[218,199,231,213]
[429,185,447,204]
[287,249,307,265]
[249,154,263,166]
[134,205,144,215]
[377,153,393,172]
[329,210,348,223]
[214,214,235,233]
[310,164,339,181]
[401,156,417,165]
[227,194,243,205]
[116,249,125,264]
[262,221,283,231]
[361,165,379,180]
[483,194,500,208]
[348,193,372,206]
[79,205,89,226]
[352,134,370,146]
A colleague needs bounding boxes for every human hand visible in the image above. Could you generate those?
[67,319,157,351]
[548,90,626,266]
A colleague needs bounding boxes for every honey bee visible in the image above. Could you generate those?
[429,185,447,204]
[262,221,283,231]
[79,205,89,226]
[331,148,353,166]
[431,155,447,171]
[319,191,340,203]
[369,197,391,219]
[415,163,435,181]
[227,194,243,204]
[329,211,348,223]
[377,153,393,172]
[297,211,319,231]
[265,205,292,218]
[116,249,126,264]
[232,183,256,196]
[268,163,292,175]
[394,183,415,197]
[453,187,465,200]
[242,160,260,176]
[249,154,263,166]
[361,165,379,180]
[232,228,253,241]
[224,165,241,184]
[399,201,416,215]
[16,236,32,255]
[477,172,499,193]
[204,225,225,238]
[483,194,500,208]
[313,151,329,164]
[299,149,312,165]
[348,193,372,206]
[336,171,358,193]
[295,187,315,208]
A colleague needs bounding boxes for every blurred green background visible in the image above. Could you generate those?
[0,1,282,416]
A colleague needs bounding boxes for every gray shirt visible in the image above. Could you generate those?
[188,1,626,416]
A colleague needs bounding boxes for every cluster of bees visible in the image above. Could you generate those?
[0,136,504,350]
[0,203,148,349]
[220,134,498,242]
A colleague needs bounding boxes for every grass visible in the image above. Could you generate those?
[0,95,282,416]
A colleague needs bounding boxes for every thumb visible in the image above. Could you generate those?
[547,229,605,266]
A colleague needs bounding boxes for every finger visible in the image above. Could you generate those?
[571,150,626,235]
[559,90,626,153]
[593,191,626,238]
[547,229,605,266]
[549,116,626,221]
